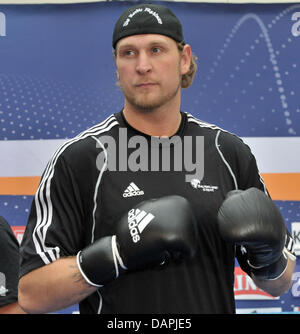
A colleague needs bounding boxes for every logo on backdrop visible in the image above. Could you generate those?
[291,12,300,37]
[291,222,300,256]
[291,272,300,297]
[11,226,26,245]
[0,12,6,37]
[234,267,278,300]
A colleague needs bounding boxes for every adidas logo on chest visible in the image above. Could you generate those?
[123,182,144,198]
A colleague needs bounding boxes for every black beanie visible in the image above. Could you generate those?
[112,4,184,49]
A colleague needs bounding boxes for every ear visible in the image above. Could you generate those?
[180,44,192,75]
[115,70,121,87]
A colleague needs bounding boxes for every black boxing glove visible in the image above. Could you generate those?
[217,188,288,280]
[77,195,198,287]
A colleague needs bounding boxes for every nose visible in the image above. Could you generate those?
[136,51,152,74]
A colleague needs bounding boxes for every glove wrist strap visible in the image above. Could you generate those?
[249,250,288,280]
[77,235,126,287]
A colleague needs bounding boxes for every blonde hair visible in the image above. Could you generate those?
[177,42,198,89]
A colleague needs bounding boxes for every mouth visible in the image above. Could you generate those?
[135,82,158,88]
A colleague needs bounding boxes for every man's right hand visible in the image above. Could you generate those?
[77,195,198,287]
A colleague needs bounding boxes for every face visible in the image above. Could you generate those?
[115,34,191,112]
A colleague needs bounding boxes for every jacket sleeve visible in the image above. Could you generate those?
[19,151,85,278]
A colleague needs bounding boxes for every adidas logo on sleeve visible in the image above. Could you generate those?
[123,182,144,197]
[128,208,155,243]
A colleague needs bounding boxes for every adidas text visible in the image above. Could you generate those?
[123,190,144,198]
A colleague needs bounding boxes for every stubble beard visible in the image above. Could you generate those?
[120,73,182,113]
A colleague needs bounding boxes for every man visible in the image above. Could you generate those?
[0,216,26,314]
[18,4,295,314]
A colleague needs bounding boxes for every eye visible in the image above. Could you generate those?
[125,50,135,56]
[152,47,161,54]
[119,49,135,57]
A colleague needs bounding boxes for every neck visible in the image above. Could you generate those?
[123,98,182,137]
